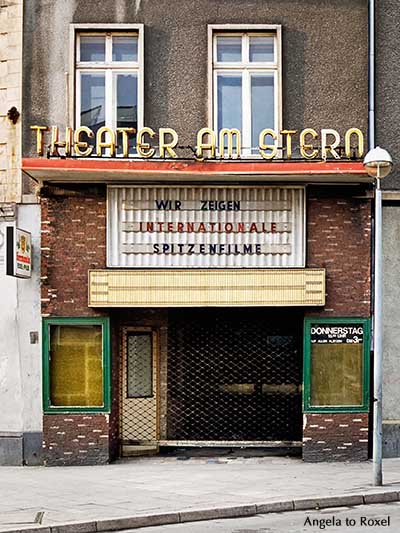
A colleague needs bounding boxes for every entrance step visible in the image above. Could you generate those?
[122,445,159,457]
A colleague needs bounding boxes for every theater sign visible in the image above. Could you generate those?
[107,186,305,268]
[31,125,364,160]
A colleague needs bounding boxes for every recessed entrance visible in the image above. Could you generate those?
[119,308,303,455]
[167,308,303,442]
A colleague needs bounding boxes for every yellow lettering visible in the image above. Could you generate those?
[321,129,341,160]
[30,125,48,156]
[96,127,116,157]
[116,127,136,157]
[50,126,72,157]
[159,128,178,158]
[300,128,318,159]
[280,130,297,159]
[259,129,277,159]
[196,128,216,159]
[219,128,241,159]
[345,128,364,159]
[74,127,94,157]
[137,127,156,158]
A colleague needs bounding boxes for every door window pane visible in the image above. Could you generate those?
[216,36,242,62]
[310,344,363,406]
[80,36,105,62]
[251,74,274,152]
[49,325,103,407]
[249,36,274,62]
[80,73,105,135]
[112,36,138,62]
[217,74,242,132]
[127,334,152,398]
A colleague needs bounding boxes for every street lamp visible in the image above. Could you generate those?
[363,146,393,486]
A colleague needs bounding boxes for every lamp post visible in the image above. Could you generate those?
[363,147,393,486]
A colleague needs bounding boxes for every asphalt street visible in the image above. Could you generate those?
[113,502,400,533]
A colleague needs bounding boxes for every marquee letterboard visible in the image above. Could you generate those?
[107,186,305,268]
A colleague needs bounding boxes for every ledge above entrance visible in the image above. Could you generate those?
[88,268,326,307]
[22,158,369,184]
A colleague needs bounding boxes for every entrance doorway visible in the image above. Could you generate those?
[167,308,303,442]
[120,327,159,446]
[119,308,303,453]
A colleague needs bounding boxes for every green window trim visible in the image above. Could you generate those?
[42,317,111,414]
[303,317,370,413]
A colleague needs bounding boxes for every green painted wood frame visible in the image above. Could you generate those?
[42,317,111,413]
[303,317,370,413]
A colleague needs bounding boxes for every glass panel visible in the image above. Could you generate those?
[80,73,105,135]
[116,74,137,154]
[310,344,363,406]
[216,36,242,62]
[112,36,138,62]
[49,325,103,407]
[251,74,274,152]
[80,36,105,62]
[217,74,242,133]
[127,334,152,398]
[249,36,274,62]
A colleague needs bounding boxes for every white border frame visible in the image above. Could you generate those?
[106,184,306,269]
[69,23,144,133]
[207,24,282,157]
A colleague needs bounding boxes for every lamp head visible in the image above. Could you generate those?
[363,147,393,178]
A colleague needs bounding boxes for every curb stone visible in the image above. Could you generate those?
[2,490,399,533]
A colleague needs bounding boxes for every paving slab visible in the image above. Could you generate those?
[0,457,400,532]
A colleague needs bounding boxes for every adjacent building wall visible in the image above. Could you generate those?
[376,0,400,457]
[0,0,22,203]
[0,0,42,465]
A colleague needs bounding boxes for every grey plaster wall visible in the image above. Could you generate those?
[376,0,400,190]
[23,0,368,158]
[382,205,400,456]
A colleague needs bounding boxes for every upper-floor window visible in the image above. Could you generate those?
[75,29,143,155]
[211,28,281,155]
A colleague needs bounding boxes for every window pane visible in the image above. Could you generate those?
[310,344,363,406]
[127,334,152,398]
[80,73,105,135]
[116,74,137,129]
[49,325,103,407]
[80,36,105,62]
[112,36,138,62]
[216,36,242,62]
[116,74,137,154]
[217,74,242,132]
[251,74,274,152]
[249,36,274,62]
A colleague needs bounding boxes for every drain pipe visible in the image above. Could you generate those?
[369,0,375,150]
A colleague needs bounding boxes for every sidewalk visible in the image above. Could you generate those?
[1,456,400,532]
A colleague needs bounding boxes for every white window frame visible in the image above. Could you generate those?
[208,24,282,157]
[69,24,144,147]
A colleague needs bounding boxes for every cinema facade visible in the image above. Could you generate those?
[22,0,373,465]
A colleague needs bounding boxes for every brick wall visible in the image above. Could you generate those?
[41,187,107,317]
[40,186,372,464]
[43,414,109,466]
[307,187,371,316]
[303,413,369,461]
[305,188,371,461]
